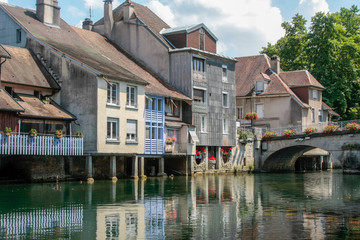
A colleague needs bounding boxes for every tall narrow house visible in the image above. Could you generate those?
[92,0,237,172]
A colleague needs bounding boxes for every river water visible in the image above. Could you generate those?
[0,170,359,239]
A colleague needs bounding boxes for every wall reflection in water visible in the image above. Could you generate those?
[0,171,359,239]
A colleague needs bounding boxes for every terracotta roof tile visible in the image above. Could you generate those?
[17,95,75,120]
[1,45,59,89]
[0,89,24,112]
[279,70,324,89]
[0,4,147,85]
[72,27,190,100]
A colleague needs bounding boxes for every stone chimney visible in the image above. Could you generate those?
[36,0,61,27]
[104,0,114,38]
[123,0,135,20]
[270,55,281,74]
[82,18,93,31]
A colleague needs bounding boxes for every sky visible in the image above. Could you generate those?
[1,0,359,57]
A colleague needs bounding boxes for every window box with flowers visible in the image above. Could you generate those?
[262,131,278,140]
[303,127,317,135]
[282,129,296,138]
[165,136,177,153]
[29,129,38,137]
[244,112,258,121]
[344,122,360,133]
[76,131,84,138]
[322,125,339,134]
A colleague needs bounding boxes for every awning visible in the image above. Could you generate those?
[189,130,199,143]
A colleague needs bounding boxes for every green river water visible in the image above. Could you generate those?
[0,170,359,239]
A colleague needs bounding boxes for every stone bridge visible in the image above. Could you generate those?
[257,132,360,172]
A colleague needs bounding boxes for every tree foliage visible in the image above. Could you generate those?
[261,6,360,120]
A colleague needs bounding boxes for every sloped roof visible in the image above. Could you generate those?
[161,23,218,41]
[17,95,75,120]
[0,3,147,85]
[235,54,309,108]
[0,44,11,58]
[1,45,59,89]
[0,89,24,112]
[72,27,190,100]
[279,70,325,89]
[94,1,173,48]
[322,102,340,117]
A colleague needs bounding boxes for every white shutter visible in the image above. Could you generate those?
[256,105,264,119]
[127,120,137,134]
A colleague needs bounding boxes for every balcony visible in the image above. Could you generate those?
[0,134,83,156]
[164,125,197,155]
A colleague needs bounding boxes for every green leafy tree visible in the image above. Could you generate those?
[261,6,360,119]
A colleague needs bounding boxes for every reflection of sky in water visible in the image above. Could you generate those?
[0,171,359,239]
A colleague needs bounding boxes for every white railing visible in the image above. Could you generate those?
[0,134,83,156]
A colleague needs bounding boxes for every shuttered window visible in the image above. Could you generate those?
[126,120,137,142]
[194,88,205,103]
[193,58,205,72]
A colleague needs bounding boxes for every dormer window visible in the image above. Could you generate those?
[199,28,205,50]
[255,81,268,94]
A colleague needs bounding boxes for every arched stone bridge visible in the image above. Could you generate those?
[258,132,360,172]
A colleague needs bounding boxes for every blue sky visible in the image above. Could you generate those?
[2,0,359,57]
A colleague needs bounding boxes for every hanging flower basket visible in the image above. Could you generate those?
[244,112,258,120]
[165,136,173,144]
[55,130,64,139]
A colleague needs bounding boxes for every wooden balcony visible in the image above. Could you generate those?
[0,134,83,156]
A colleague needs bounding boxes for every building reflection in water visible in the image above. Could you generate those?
[0,172,359,239]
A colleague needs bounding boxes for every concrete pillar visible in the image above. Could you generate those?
[205,146,209,170]
[85,155,93,180]
[158,158,167,177]
[188,156,194,176]
[139,157,146,178]
[216,147,221,170]
[110,156,117,179]
[132,156,139,179]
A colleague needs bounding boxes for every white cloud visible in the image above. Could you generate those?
[146,0,285,56]
[68,6,86,19]
[82,0,120,10]
[296,0,329,19]
[0,0,8,3]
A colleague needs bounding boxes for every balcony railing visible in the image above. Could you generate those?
[0,134,83,156]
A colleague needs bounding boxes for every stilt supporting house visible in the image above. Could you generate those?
[139,157,145,178]
[86,155,93,180]
[132,156,138,179]
[110,156,116,180]
[158,158,166,176]
[216,147,221,170]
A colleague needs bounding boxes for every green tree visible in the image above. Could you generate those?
[261,6,360,119]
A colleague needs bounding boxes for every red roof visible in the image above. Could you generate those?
[279,70,324,89]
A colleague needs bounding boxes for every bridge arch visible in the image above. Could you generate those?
[263,145,319,172]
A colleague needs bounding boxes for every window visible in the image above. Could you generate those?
[5,86,13,97]
[165,99,180,117]
[223,92,229,108]
[107,82,119,105]
[311,108,315,122]
[107,118,119,141]
[237,107,243,120]
[126,85,137,108]
[312,90,318,100]
[193,58,205,72]
[223,118,228,134]
[318,110,323,122]
[126,120,137,142]
[105,214,120,239]
[201,115,207,132]
[145,97,151,110]
[158,99,163,111]
[194,88,206,103]
[167,129,179,142]
[255,81,268,94]
[256,104,264,119]
[199,29,205,50]
[16,29,21,43]
[222,65,228,82]
[34,91,41,99]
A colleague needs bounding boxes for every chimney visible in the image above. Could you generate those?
[123,0,135,20]
[36,0,61,27]
[104,0,114,38]
[82,18,93,31]
[270,55,281,74]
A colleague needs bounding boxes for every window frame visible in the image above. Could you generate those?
[107,82,119,106]
[126,119,138,143]
[200,115,207,133]
[126,85,138,108]
[222,91,229,108]
[165,98,181,118]
[237,107,243,120]
[318,109,323,123]
[222,65,228,82]
[16,28,22,43]
[311,108,315,123]
[199,28,205,51]
[312,89,318,100]
[193,57,205,72]
[107,118,119,142]
[223,118,228,134]
[193,87,206,104]
[256,104,264,119]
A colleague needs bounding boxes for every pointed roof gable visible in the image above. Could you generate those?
[161,23,218,41]
[1,45,60,90]
[279,70,325,89]
[94,1,173,49]
[0,3,148,85]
